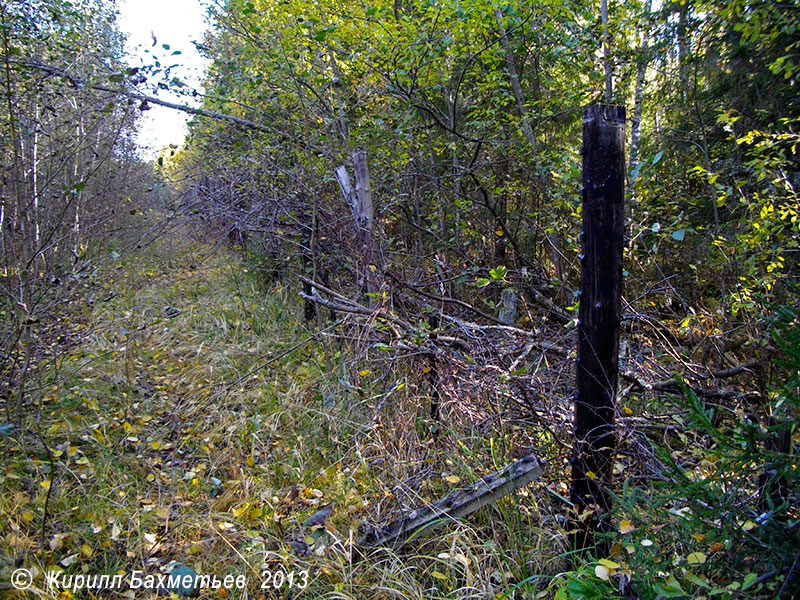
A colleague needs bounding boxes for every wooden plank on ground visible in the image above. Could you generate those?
[359,453,544,548]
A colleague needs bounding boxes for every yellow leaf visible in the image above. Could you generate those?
[687,552,707,565]
[155,508,169,520]
[146,474,155,482]
[742,520,757,531]
[81,543,93,558]
[245,457,255,467]
[151,441,161,450]
[40,480,51,491]
[619,519,635,534]
[444,475,461,485]
[594,565,610,581]
[249,507,263,519]
[586,471,598,480]
[358,369,370,376]
[609,542,622,558]
[598,559,620,569]
[68,446,78,457]
[623,406,633,415]
[22,511,35,522]
[431,571,448,581]
[690,533,704,541]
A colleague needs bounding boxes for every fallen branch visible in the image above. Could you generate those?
[300,275,570,360]
[359,453,544,548]
[621,361,762,398]
[622,361,760,391]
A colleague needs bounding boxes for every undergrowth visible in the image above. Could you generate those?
[2,225,796,599]
[0,228,569,599]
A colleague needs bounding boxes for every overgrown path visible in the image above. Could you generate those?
[3,230,555,599]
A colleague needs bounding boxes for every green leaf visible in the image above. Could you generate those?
[653,574,685,598]
[475,278,490,287]
[741,572,759,591]
[489,265,508,280]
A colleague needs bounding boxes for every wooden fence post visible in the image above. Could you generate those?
[570,104,625,555]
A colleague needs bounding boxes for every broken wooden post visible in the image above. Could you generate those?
[499,288,517,325]
[570,104,625,555]
[335,149,380,307]
[335,165,356,216]
[360,453,543,548]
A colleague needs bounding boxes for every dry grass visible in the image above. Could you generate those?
[0,224,572,600]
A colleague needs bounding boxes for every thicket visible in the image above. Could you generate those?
[168,0,799,595]
[0,0,797,598]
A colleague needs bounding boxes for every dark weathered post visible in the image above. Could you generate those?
[571,104,625,555]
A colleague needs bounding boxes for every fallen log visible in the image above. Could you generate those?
[359,453,544,548]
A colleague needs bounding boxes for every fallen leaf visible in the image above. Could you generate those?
[619,519,635,534]
[687,552,707,565]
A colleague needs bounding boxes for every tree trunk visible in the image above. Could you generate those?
[601,0,612,102]
[628,0,652,197]
[495,8,536,149]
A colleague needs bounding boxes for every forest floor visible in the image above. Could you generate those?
[2,221,573,599]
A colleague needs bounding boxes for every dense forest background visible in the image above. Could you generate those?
[1,0,798,598]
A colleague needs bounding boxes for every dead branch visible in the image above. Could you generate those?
[359,453,544,548]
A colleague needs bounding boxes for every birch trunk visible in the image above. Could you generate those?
[495,7,536,149]
[602,0,612,102]
[627,0,652,196]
